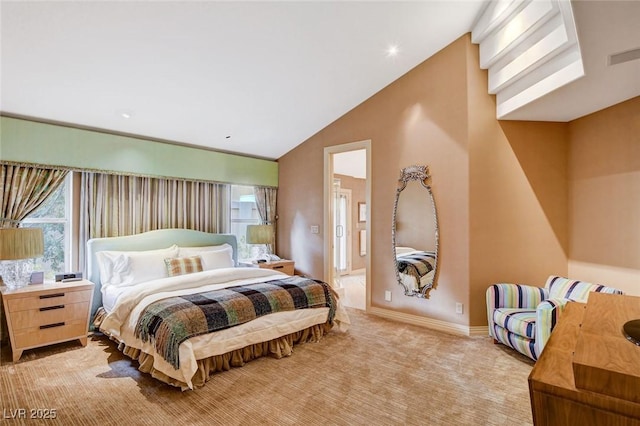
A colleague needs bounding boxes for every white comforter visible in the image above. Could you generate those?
[99,267,350,389]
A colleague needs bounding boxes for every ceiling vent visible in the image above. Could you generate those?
[608,47,640,66]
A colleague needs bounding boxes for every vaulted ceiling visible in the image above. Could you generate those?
[1,1,638,160]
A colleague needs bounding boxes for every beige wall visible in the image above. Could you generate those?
[279,34,472,325]
[279,34,569,327]
[568,97,640,295]
[277,33,601,328]
[466,40,569,325]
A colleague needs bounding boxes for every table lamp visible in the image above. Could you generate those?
[246,224,274,261]
[0,227,44,289]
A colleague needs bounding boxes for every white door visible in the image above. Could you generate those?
[333,185,351,277]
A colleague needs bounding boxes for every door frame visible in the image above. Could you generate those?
[323,140,371,310]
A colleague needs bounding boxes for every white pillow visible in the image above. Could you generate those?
[96,251,129,287]
[198,246,234,270]
[395,246,416,256]
[96,245,179,287]
[178,244,231,257]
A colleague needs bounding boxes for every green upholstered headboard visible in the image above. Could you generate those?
[86,229,238,320]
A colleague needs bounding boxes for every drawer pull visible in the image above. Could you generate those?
[40,322,65,330]
[273,265,284,269]
[40,293,65,299]
[40,305,65,312]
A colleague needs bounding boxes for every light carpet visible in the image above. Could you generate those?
[0,309,534,425]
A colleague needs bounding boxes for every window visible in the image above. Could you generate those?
[230,185,261,261]
[22,174,71,280]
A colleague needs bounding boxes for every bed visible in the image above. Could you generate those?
[87,228,349,390]
[395,247,436,292]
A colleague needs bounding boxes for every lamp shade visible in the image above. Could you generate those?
[246,225,273,245]
[0,228,44,260]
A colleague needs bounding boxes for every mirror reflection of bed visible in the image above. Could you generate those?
[392,165,439,297]
[395,246,436,293]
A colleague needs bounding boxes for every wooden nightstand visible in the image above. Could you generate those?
[258,259,295,275]
[0,279,94,362]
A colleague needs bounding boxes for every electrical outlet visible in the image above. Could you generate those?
[455,302,463,314]
[384,290,392,302]
[310,225,319,234]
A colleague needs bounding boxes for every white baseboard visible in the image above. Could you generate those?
[469,326,489,337]
[367,306,489,337]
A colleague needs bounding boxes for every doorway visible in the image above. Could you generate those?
[324,141,370,311]
[333,185,352,277]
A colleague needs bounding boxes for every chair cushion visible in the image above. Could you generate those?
[546,276,623,302]
[492,324,538,361]
[493,308,536,339]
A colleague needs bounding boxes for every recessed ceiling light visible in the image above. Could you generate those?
[387,44,399,57]
[116,110,134,119]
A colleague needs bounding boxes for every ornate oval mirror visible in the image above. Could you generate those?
[392,165,439,298]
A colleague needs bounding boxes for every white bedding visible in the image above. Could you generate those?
[99,267,350,389]
[399,270,435,291]
[102,285,128,313]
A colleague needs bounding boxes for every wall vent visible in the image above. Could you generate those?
[608,47,640,66]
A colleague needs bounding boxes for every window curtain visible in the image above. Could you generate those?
[79,172,230,270]
[253,186,278,254]
[0,163,68,228]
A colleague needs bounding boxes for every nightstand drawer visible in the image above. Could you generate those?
[6,289,93,313]
[258,260,295,275]
[13,318,89,349]
[10,302,90,330]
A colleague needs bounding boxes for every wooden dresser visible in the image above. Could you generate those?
[0,280,94,362]
[528,293,640,425]
[258,259,295,275]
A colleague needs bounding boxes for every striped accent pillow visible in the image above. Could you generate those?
[164,256,203,277]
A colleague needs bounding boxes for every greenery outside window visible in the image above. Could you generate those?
[230,185,261,261]
[22,174,71,280]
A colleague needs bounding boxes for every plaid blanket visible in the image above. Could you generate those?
[135,275,336,369]
[397,251,435,283]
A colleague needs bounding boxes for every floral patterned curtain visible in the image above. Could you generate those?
[253,186,278,254]
[0,163,68,228]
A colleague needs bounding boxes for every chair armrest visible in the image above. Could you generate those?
[535,298,571,356]
[486,283,549,338]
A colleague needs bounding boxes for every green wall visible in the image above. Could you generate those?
[0,117,278,187]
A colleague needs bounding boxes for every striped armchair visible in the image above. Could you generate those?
[486,275,623,361]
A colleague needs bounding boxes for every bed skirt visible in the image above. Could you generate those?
[94,308,333,390]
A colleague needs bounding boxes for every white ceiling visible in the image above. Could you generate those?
[334,149,366,179]
[1,1,638,161]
